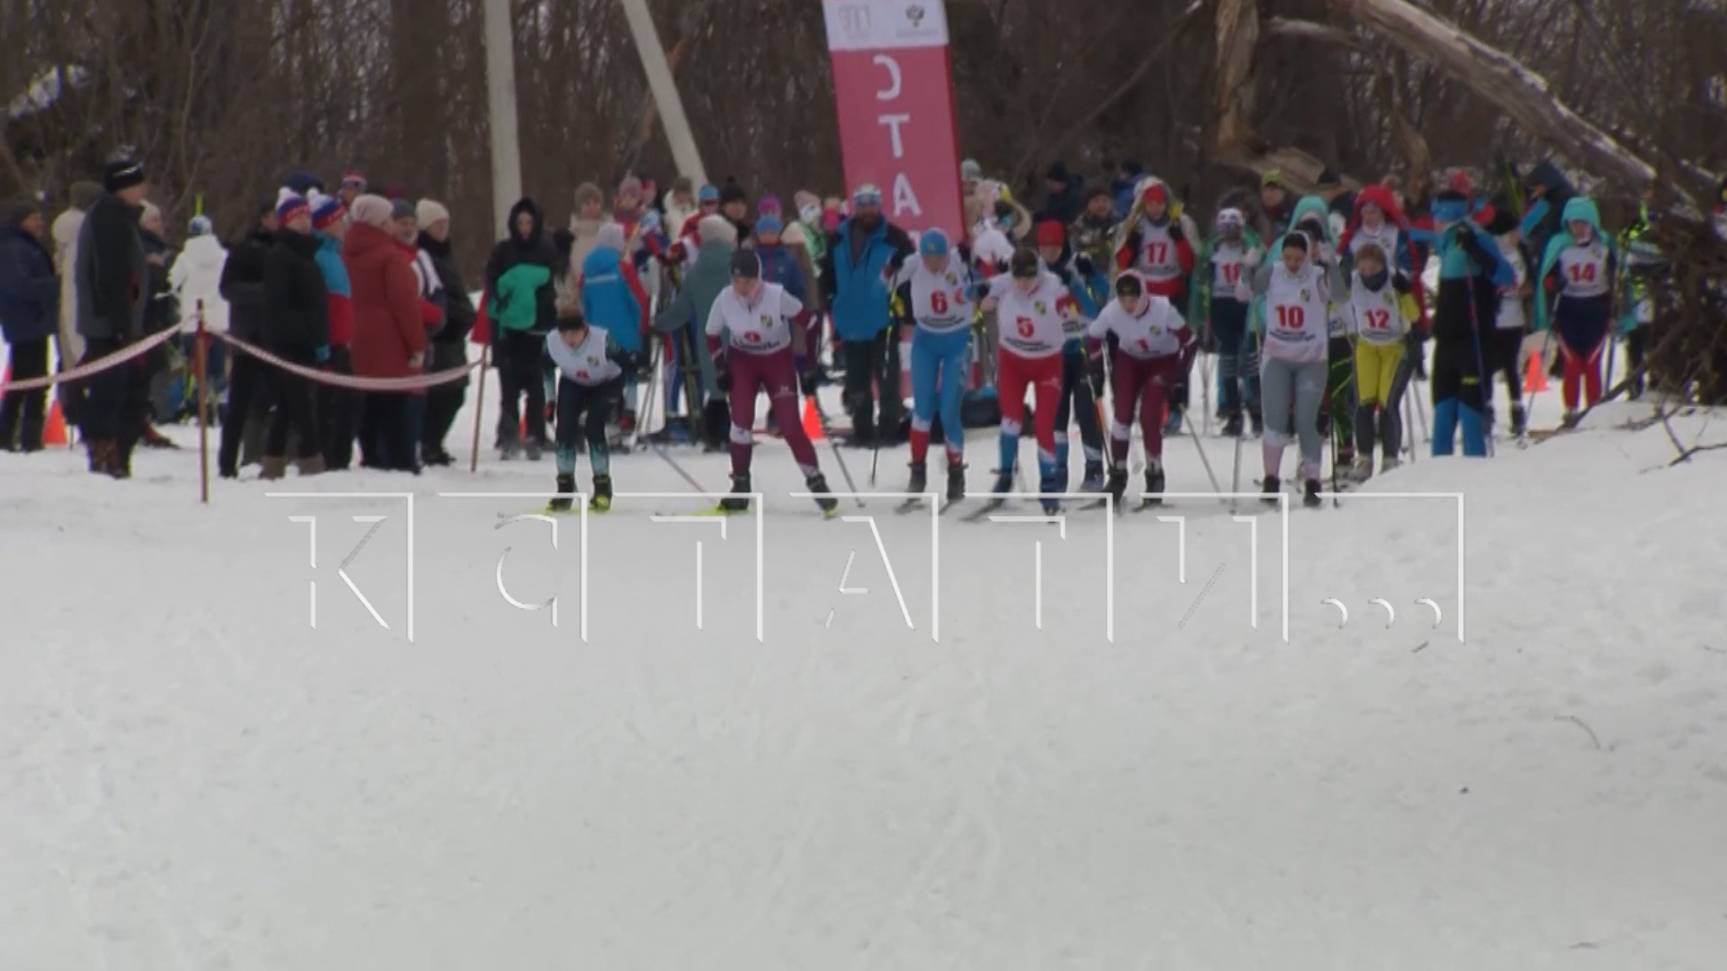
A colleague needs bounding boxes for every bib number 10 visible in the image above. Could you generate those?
[1276,305,1306,330]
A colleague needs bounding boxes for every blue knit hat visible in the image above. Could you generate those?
[755,214,783,236]
[698,184,720,204]
[919,228,950,259]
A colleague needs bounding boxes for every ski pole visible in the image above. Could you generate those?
[648,438,708,493]
[814,401,865,507]
[1461,252,1496,458]
[1182,408,1224,499]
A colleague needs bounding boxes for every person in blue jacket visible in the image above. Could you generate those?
[1426,183,1514,457]
[579,222,649,432]
[0,199,59,451]
[819,184,914,447]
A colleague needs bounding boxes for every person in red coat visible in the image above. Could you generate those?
[344,194,427,471]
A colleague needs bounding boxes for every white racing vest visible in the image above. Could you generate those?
[1134,220,1184,284]
[990,273,1073,359]
[1263,262,1329,363]
[1348,276,1407,345]
[1087,295,1185,360]
[545,325,622,387]
[897,254,974,334]
[1209,240,1249,297]
[705,282,804,354]
[1557,239,1611,299]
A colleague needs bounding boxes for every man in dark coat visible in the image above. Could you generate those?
[415,199,476,465]
[216,198,279,477]
[74,154,152,477]
[259,189,330,478]
[0,199,58,451]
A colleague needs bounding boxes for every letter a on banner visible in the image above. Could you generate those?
[823,0,965,240]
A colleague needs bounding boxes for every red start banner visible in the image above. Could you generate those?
[823,0,965,240]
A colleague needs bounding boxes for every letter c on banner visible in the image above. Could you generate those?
[872,54,901,100]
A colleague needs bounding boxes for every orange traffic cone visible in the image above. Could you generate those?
[801,396,825,441]
[43,399,69,446]
[1523,348,1549,393]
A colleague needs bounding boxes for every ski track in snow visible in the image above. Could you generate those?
[3,381,1727,969]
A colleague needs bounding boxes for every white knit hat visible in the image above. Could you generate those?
[596,222,627,251]
[697,214,736,245]
[415,198,450,229]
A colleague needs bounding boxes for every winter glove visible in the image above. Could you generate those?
[1243,246,1263,268]
[1166,221,1184,244]
[1392,271,1413,295]
[1074,255,1095,278]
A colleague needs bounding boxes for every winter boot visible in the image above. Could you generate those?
[1143,464,1166,506]
[806,473,840,517]
[1261,474,1281,506]
[497,436,520,461]
[87,439,121,478]
[589,474,613,513]
[946,462,967,502]
[1078,460,1105,495]
[548,473,576,512]
[297,454,327,477]
[720,472,752,513]
[1381,454,1402,473]
[259,455,289,481]
[525,438,544,461]
[1510,403,1528,437]
[1561,409,1580,428]
[906,461,928,496]
[1222,412,1244,437]
[1249,411,1265,437]
[1105,467,1129,505]
[1350,454,1373,482]
[1304,478,1323,508]
[990,470,1013,495]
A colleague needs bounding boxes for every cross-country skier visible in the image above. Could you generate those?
[1114,177,1199,434]
[1276,195,1356,473]
[707,249,839,516]
[1085,272,1197,506]
[1344,242,1420,478]
[1035,219,1107,495]
[1485,206,1532,438]
[544,311,623,512]
[980,247,1082,514]
[1191,207,1263,436]
[894,228,976,503]
[1253,231,1331,507]
[1533,196,1618,424]
[1427,182,1514,455]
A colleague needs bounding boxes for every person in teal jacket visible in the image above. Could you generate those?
[1425,183,1515,455]
[485,197,560,458]
[581,222,649,431]
[653,214,736,448]
[818,184,914,446]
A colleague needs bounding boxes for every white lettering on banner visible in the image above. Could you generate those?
[879,112,910,158]
[823,0,949,51]
[893,174,924,217]
[872,54,901,99]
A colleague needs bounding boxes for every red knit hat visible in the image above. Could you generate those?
[1140,182,1168,207]
[1035,219,1065,247]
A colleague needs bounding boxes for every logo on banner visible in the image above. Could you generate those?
[907,4,925,27]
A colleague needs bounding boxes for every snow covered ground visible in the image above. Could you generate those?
[4,376,1726,969]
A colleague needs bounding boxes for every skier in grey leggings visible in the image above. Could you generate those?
[1254,231,1331,507]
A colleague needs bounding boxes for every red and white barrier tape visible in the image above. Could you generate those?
[214,332,483,391]
[0,324,184,393]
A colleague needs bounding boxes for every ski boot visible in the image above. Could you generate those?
[525,438,545,462]
[1106,468,1129,506]
[548,473,576,512]
[906,461,927,496]
[806,473,839,518]
[1510,403,1528,438]
[1350,455,1373,482]
[1143,464,1166,506]
[1561,409,1580,429]
[1078,460,1105,496]
[1249,411,1265,437]
[1381,454,1401,473]
[259,455,288,481]
[1261,474,1281,506]
[1304,478,1323,508]
[1222,412,1244,437]
[589,474,612,513]
[497,436,520,461]
[946,463,967,502]
[720,472,751,513]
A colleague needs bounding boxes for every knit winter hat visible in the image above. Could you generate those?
[617,175,643,200]
[310,191,347,230]
[698,184,720,204]
[595,222,627,252]
[187,214,214,237]
[852,183,883,206]
[340,169,367,191]
[755,214,783,237]
[697,214,736,245]
[389,198,415,221]
[757,193,782,216]
[729,248,761,279]
[719,182,748,206]
[918,228,950,259]
[960,159,982,182]
[103,156,146,193]
[415,198,450,229]
[574,182,604,209]
[1034,219,1065,247]
[349,194,395,229]
[275,187,310,224]
[1261,169,1285,189]
[1140,182,1168,207]
[793,190,820,212]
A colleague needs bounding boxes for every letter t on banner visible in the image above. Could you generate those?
[823,0,964,241]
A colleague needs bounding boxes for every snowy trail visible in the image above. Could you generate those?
[4,387,1727,968]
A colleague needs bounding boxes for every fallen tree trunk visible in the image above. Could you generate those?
[1330,0,1715,205]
